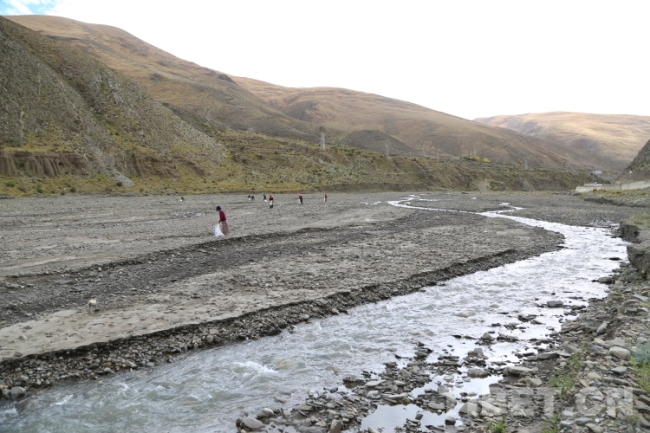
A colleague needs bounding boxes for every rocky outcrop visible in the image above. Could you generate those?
[622,138,650,181]
[0,150,90,177]
[628,245,650,278]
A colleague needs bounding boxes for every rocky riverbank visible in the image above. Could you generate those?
[236,246,650,433]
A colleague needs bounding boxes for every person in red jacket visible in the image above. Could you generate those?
[216,206,229,236]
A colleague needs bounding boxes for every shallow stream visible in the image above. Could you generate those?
[0,198,629,432]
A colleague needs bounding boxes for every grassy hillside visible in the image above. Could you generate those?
[338,130,416,155]
[475,112,650,172]
[233,78,615,171]
[0,16,226,182]
[7,15,322,142]
[0,15,592,197]
[0,126,592,197]
[9,15,609,171]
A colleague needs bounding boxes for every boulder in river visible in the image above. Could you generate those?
[467,368,490,378]
[504,366,536,376]
[238,417,265,430]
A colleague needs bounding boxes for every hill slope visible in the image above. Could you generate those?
[338,130,415,155]
[0,16,225,181]
[475,112,650,172]
[7,15,321,142]
[9,15,607,171]
[0,15,593,196]
[234,78,612,170]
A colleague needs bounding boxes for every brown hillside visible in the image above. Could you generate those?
[0,16,225,181]
[234,78,611,170]
[7,15,321,142]
[0,16,591,197]
[475,112,650,172]
[10,15,610,171]
[338,130,416,156]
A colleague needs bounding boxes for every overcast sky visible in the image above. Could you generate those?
[1,0,648,120]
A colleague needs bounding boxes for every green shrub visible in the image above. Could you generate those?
[541,415,560,433]
[487,416,507,433]
[634,343,650,364]
[550,376,574,400]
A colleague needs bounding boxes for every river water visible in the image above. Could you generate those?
[0,198,629,433]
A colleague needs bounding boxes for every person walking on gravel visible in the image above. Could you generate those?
[216,206,229,235]
[298,193,303,205]
[269,194,274,208]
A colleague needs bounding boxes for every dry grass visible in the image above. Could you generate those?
[234,78,613,171]
[0,125,592,197]
[8,15,319,143]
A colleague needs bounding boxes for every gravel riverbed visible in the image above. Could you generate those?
[0,191,645,432]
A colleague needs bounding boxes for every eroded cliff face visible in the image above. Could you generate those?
[0,151,90,177]
[0,17,225,181]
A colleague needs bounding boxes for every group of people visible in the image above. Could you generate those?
[214,193,329,237]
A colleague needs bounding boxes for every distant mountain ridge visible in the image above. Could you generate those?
[7,15,610,170]
[234,78,610,170]
[475,112,650,172]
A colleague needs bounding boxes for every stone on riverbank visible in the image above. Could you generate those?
[609,346,631,359]
[238,417,265,430]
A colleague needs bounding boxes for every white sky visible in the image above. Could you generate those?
[1,0,649,120]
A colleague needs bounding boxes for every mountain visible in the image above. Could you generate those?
[6,15,321,142]
[233,78,611,170]
[0,15,225,182]
[0,15,592,196]
[475,112,650,172]
[9,15,606,171]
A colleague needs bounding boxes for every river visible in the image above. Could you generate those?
[0,198,628,432]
